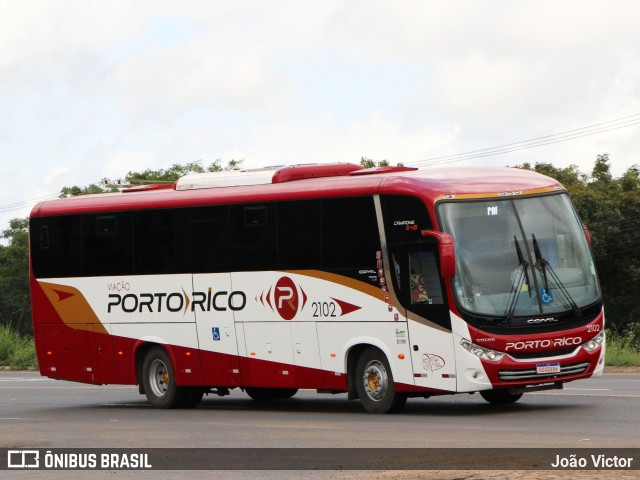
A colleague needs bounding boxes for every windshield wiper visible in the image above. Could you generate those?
[504,236,532,323]
[532,234,582,317]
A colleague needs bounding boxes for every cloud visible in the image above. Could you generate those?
[232,111,458,168]
[109,40,283,114]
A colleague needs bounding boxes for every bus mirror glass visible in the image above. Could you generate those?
[421,230,456,278]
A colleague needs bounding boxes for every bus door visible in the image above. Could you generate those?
[387,243,457,392]
[192,273,242,387]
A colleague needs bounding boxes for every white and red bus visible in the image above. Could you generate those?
[29,163,605,413]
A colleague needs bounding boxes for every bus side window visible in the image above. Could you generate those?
[409,251,444,305]
[191,205,230,273]
[278,200,321,269]
[134,209,189,275]
[321,196,379,270]
[30,216,82,278]
[83,213,133,276]
[380,195,433,244]
[231,204,278,271]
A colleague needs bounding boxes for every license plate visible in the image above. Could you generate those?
[536,363,561,374]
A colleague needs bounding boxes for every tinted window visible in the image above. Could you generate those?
[278,200,321,269]
[381,195,432,244]
[31,196,384,279]
[82,213,133,276]
[191,205,230,273]
[230,204,278,271]
[30,216,82,278]
[134,209,190,274]
[322,197,380,269]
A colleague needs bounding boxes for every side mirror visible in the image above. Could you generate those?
[582,224,592,246]
[421,230,456,279]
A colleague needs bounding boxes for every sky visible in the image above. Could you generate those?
[2,0,640,236]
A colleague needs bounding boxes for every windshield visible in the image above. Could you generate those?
[438,194,600,319]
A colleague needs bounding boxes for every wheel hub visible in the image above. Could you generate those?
[362,360,388,401]
[149,359,169,398]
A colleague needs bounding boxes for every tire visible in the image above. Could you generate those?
[245,388,298,401]
[480,389,523,405]
[355,347,407,414]
[180,387,206,408]
[141,346,187,408]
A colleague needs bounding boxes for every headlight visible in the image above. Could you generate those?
[582,330,605,352]
[460,339,504,362]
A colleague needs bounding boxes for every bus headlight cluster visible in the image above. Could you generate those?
[460,339,504,362]
[582,330,605,352]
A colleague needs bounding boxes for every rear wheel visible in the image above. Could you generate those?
[141,346,187,408]
[245,388,298,400]
[181,387,206,408]
[480,389,523,405]
[355,347,407,414]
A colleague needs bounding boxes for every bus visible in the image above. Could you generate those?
[29,163,605,413]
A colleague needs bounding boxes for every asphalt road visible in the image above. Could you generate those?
[1,371,639,479]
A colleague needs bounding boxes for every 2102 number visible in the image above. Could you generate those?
[312,301,337,318]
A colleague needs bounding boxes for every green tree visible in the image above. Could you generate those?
[124,159,243,185]
[591,153,613,184]
[0,218,31,334]
[60,180,118,198]
[360,157,390,168]
[60,159,244,197]
[359,157,405,168]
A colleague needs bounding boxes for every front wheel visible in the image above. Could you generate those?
[480,389,523,405]
[355,347,407,414]
[141,346,187,408]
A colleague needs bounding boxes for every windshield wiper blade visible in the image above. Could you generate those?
[504,236,531,323]
[532,234,582,317]
[515,236,532,298]
[532,234,549,292]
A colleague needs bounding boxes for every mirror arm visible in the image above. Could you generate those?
[421,230,456,278]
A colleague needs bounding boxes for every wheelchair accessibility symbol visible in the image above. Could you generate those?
[212,327,221,341]
[541,288,553,304]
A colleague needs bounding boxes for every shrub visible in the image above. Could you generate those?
[0,325,38,369]
[0,324,15,364]
[10,336,38,370]
[605,329,640,367]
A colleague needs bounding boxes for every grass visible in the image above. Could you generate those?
[0,324,38,370]
[605,329,640,367]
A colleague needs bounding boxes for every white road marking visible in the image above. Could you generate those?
[531,392,640,398]
[0,378,49,382]
[564,387,610,391]
[0,417,42,421]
